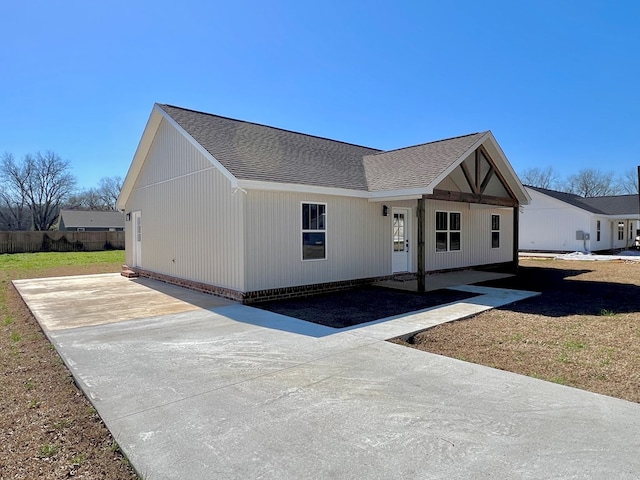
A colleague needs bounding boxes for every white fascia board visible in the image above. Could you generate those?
[237,179,369,198]
[367,188,429,201]
[237,179,428,201]
[157,105,239,189]
[367,194,422,203]
[117,106,164,210]
[608,214,640,220]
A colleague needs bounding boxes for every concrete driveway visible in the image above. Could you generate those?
[14,274,640,479]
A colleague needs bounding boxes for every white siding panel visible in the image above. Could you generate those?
[520,190,593,252]
[135,118,214,188]
[244,192,416,291]
[124,122,245,291]
[424,200,514,272]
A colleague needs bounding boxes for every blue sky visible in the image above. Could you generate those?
[1,0,638,189]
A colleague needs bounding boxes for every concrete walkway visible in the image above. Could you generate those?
[14,274,640,479]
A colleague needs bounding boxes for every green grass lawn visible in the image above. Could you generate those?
[0,250,125,271]
[0,251,126,322]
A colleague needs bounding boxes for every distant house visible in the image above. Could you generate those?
[520,186,640,252]
[117,103,530,302]
[56,210,125,232]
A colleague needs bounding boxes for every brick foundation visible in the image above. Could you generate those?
[120,262,511,304]
[120,266,397,304]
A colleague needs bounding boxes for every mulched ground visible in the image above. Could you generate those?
[254,286,479,328]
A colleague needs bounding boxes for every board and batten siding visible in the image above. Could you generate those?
[423,200,514,272]
[519,189,595,252]
[243,191,417,291]
[124,118,245,291]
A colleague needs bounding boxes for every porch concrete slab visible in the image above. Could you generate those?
[376,270,513,292]
[13,274,640,479]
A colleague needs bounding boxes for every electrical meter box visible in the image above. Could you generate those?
[583,233,590,240]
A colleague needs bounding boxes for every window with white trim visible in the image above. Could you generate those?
[491,214,500,248]
[618,222,624,241]
[596,220,601,242]
[435,211,461,252]
[302,202,326,260]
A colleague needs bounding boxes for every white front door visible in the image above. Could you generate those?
[132,211,142,267]
[392,208,410,273]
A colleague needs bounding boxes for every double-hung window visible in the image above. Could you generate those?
[435,211,461,252]
[618,222,624,241]
[302,202,326,260]
[491,215,500,248]
[596,221,601,242]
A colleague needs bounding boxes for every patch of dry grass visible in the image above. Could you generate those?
[394,259,640,403]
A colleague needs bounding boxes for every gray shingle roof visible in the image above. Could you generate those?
[160,104,380,191]
[527,186,639,215]
[58,210,125,229]
[582,195,639,215]
[363,133,485,192]
[159,104,484,193]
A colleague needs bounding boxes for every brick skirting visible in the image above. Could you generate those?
[121,266,396,304]
[120,261,514,304]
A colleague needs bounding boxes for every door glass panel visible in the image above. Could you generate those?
[135,216,141,242]
[393,213,405,252]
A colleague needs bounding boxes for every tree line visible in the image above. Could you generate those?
[520,166,639,197]
[0,151,123,231]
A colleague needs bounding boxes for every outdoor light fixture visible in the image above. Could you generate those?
[382,205,389,216]
[126,212,131,221]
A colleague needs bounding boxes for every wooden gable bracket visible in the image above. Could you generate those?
[424,146,518,207]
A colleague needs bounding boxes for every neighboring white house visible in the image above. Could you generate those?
[117,103,530,302]
[520,186,640,252]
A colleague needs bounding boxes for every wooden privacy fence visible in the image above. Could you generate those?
[0,231,125,254]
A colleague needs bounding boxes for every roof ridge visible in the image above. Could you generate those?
[159,104,383,153]
[366,131,486,157]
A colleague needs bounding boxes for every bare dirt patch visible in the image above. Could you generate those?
[392,259,640,403]
[1,256,138,479]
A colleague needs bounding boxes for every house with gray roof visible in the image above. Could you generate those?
[117,103,530,302]
[56,209,125,232]
[520,186,640,252]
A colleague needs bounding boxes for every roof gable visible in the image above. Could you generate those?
[118,103,530,208]
[58,210,124,228]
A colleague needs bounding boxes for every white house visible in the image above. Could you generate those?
[117,104,530,302]
[520,186,640,252]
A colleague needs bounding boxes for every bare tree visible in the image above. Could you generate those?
[519,166,559,189]
[97,176,123,210]
[65,176,123,211]
[563,168,620,197]
[65,188,106,210]
[1,151,77,230]
[0,153,31,230]
[618,168,640,194]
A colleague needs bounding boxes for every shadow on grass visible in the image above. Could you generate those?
[478,266,640,316]
[253,286,479,328]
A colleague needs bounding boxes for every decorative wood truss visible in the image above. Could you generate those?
[424,146,519,207]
